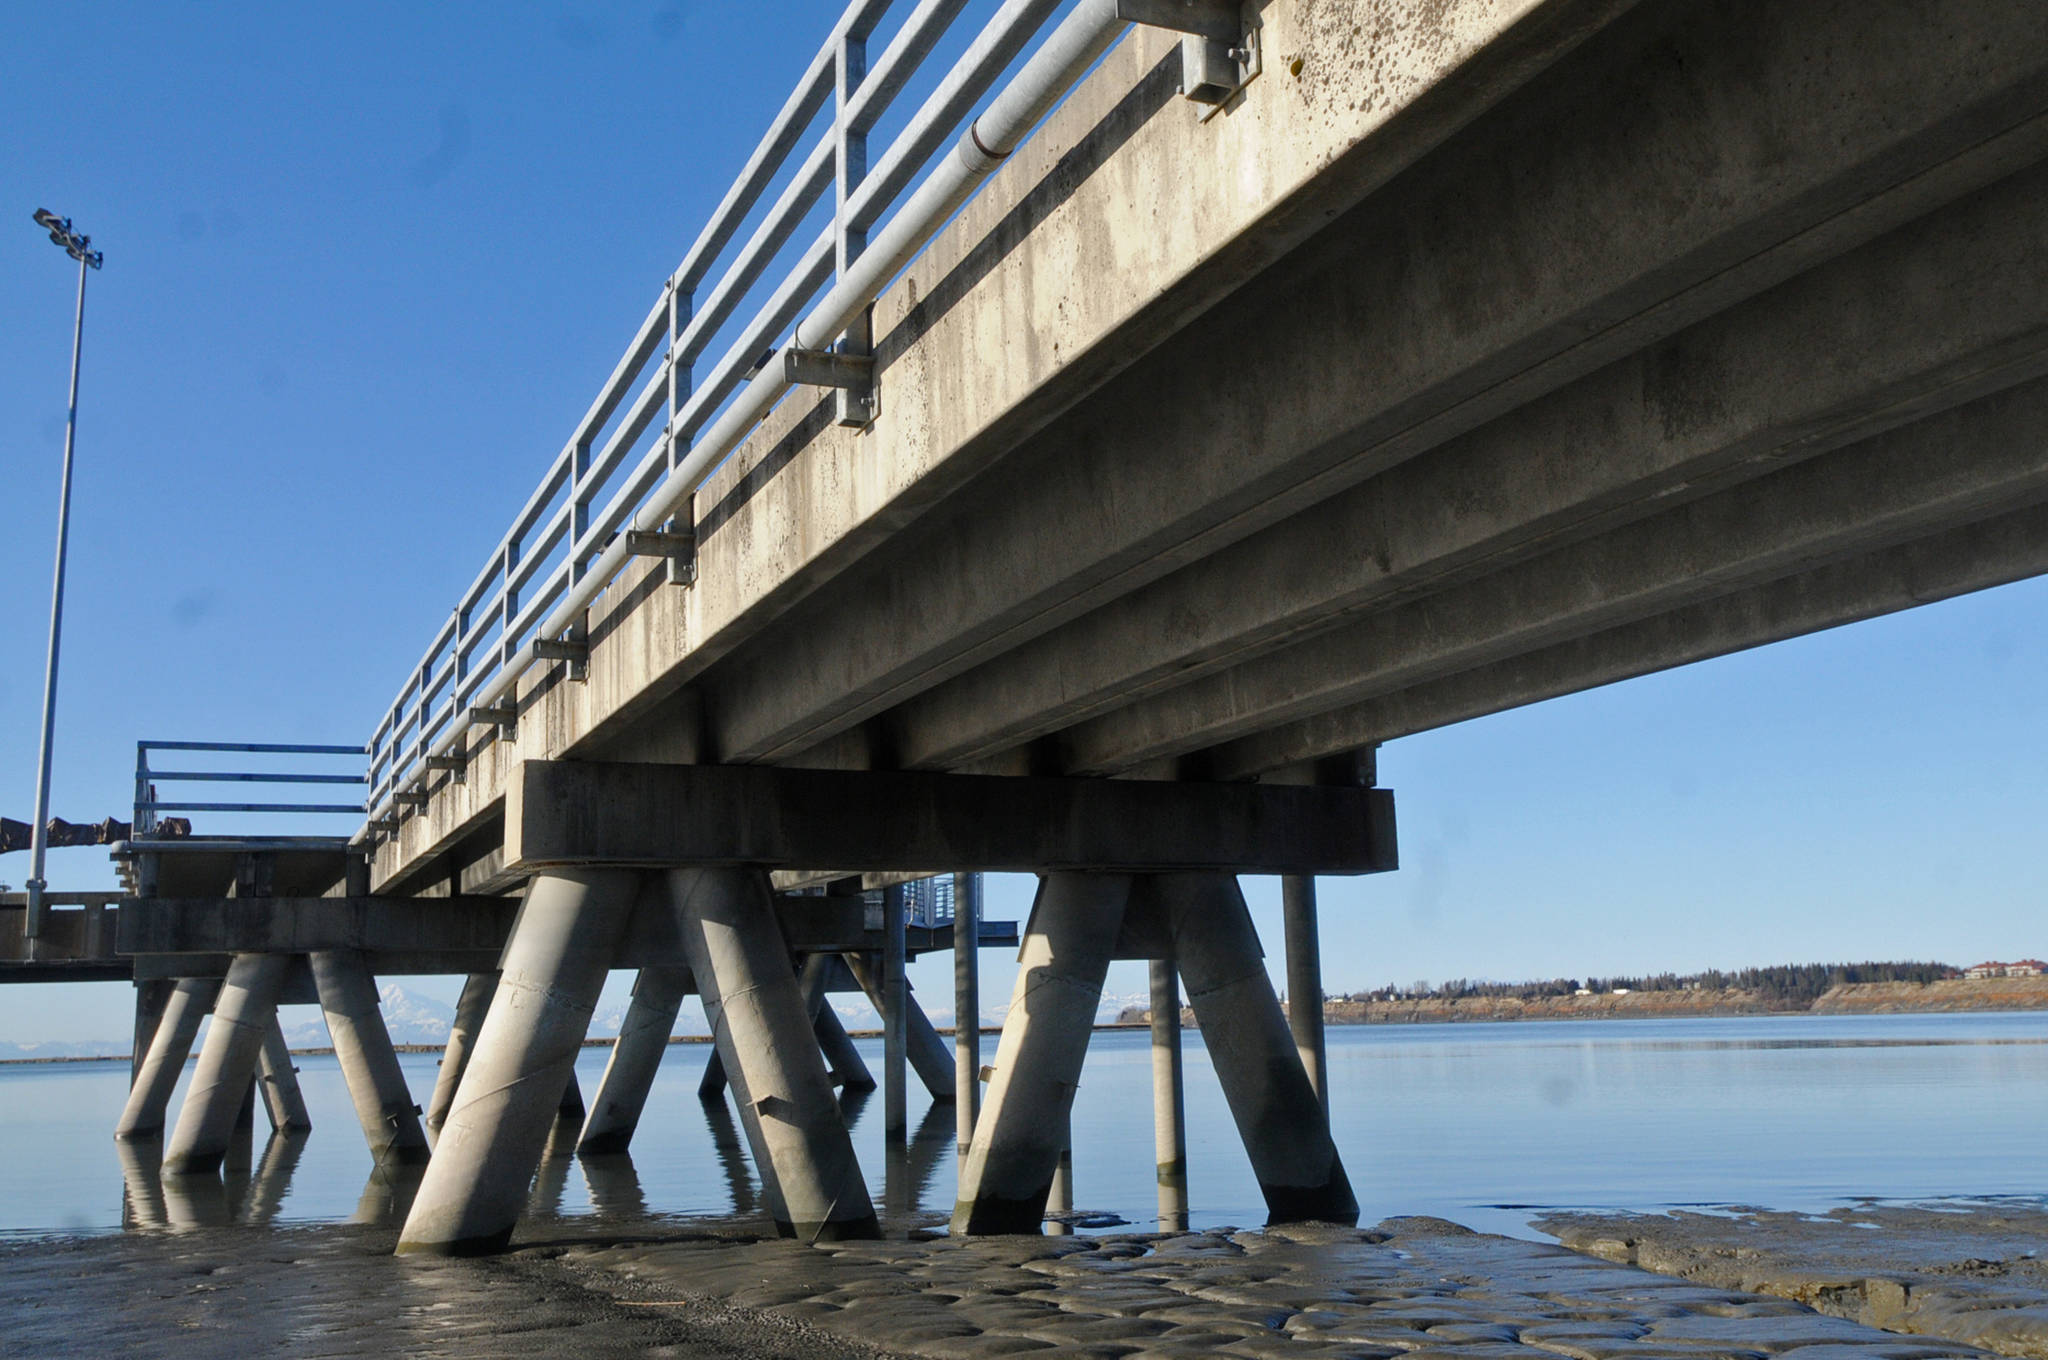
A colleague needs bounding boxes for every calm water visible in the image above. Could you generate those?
[4,1012,2045,1241]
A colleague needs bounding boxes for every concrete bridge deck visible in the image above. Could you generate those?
[371,0,2048,898]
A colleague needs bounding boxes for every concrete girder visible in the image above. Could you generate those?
[1061,373,2048,772]
[117,895,518,956]
[695,0,2048,768]
[1204,499,2048,780]
[882,160,2048,771]
[502,762,1394,875]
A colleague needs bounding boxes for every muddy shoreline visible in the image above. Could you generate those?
[5,1209,2019,1360]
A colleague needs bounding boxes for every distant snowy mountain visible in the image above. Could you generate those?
[280,983,456,1048]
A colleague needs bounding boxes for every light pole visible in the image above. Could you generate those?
[23,209,103,951]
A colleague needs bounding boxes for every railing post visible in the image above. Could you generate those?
[833,27,876,428]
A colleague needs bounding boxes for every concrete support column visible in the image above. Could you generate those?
[130,979,173,1090]
[579,965,690,1154]
[1281,875,1328,1111]
[1045,1122,1074,1235]
[427,970,497,1138]
[952,874,1130,1235]
[256,1017,311,1133]
[1153,873,1357,1225]
[802,955,875,1092]
[845,951,956,1102]
[883,883,908,1140]
[669,866,878,1241]
[813,998,875,1092]
[117,977,219,1141]
[311,949,430,1167]
[697,1046,728,1099]
[163,952,289,1176]
[954,871,980,1153]
[397,869,639,1254]
[1149,956,1189,1231]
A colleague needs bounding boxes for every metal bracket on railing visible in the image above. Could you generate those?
[786,342,879,428]
[1116,0,1254,106]
[534,636,590,682]
[624,517,697,588]
[468,703,517,742]
[394,788,429,809]
[425,754,466,785]
[369,817,399,835]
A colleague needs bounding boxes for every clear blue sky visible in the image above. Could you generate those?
[4,3,2044,1043]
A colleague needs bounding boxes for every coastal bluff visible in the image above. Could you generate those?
[1126,976,2048,1026]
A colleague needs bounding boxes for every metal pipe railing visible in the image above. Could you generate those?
[136,741,367,838]
[367,0,1179,825]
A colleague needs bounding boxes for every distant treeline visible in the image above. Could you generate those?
[1345,961,1959,1009]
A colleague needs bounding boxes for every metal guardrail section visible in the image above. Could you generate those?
[135,740,368,840]
[361,0,1247,830]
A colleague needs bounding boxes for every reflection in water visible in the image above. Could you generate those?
[885,1103,954,1222]
[530,1145,573,1219]
[117,1140,169,1232]
[700,1094,758,1216]
[580,1153,648,1219]
[161,1169,233,1230]
[244,1133,310,1227]
[352,1162,426,1225]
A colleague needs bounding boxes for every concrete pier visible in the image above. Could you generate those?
[1046,1123,1073,1235]
[845,951,955,1104]
[129,979,172,1089]
[398,869,640,1254]
[426,971,497,1137]
[954,871,980,1152]
[1282,875,1328,1109]
[1153,873,1357,1225]
[256,1016,312,1133]
[669,866,878,1241]
[311,949,430,1166]
[883,884,907,1140]
[697,1047,728,1100]
[952,874,1130,1234]
[812,997,874,1092]
[163,952,289,1175]
[1149,956,1189,1231]
[579,965,690,1154]
[802,955,874,1092]
[116,976,219,1141]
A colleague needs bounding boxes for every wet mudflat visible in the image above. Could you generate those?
[1538,1204,2048,1359]
[2,1208,2024,1360]
[0,1218,899,1360]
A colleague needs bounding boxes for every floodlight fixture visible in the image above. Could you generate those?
[30,208,103,269]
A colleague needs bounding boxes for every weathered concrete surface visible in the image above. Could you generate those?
[501,762,1395,876]
[1541,1204,2048,1360]
[372,0,2048,897]
[117,896,518,956]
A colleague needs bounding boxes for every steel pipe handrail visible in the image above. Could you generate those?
[367,0,1163,827]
